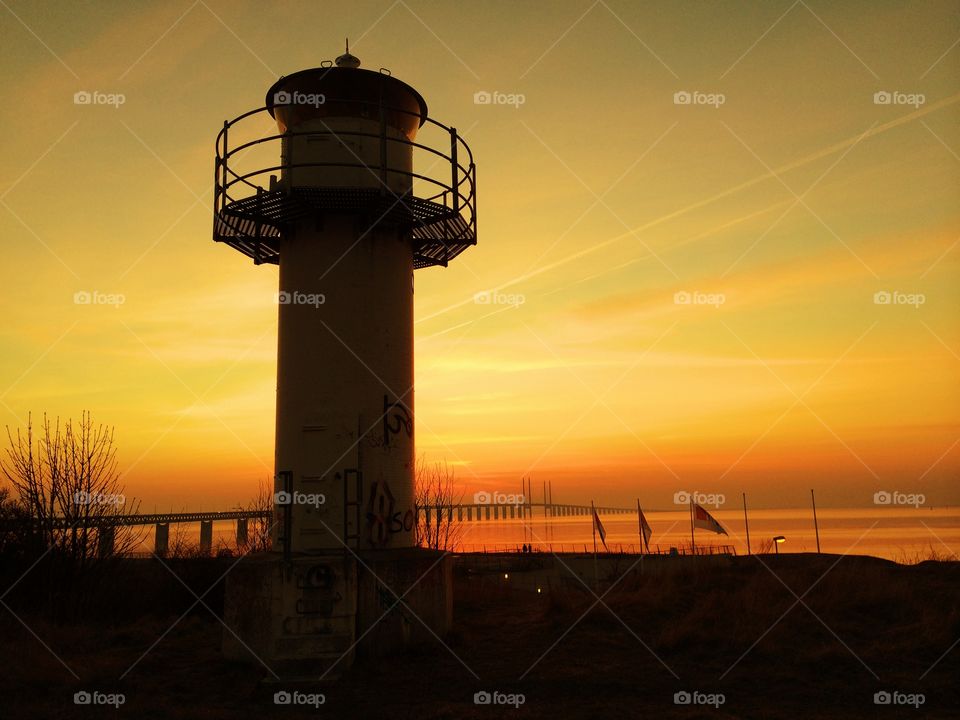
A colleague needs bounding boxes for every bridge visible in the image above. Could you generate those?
[420,501,635,524]
[20,510,271,557]
[48,510,267,529]
[6,499,639,556]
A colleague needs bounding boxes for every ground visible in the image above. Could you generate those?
[0,553,958,719]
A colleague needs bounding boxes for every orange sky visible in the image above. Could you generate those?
[0,1,958,512]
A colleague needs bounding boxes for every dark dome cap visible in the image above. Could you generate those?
[264,52,429,139]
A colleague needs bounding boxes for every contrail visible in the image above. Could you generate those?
[416,92,960,326]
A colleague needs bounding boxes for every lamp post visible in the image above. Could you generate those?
[773,535,786,555]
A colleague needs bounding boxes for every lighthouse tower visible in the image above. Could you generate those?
[215,47,476,675]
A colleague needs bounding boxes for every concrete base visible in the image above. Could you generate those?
[222,548,452,679]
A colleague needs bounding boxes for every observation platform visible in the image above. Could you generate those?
[212,96,477,269]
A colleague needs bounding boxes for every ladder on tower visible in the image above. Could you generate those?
[343,468,362,552]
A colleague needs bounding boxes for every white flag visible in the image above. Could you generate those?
[693,503,727,535]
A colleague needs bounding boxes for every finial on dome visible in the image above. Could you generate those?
[335,39,361,68]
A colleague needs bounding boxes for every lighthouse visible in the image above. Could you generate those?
[216,47,476,675]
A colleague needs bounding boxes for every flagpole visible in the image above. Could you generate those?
[637,498,650,554]
[811,488,821,553]
[637,497,644,574]
[689,498,696,556]
[742,492,751,555]
[591,500,598,590]
[591,500,597,554]
[521,477,526,546]
[636,498,642,554]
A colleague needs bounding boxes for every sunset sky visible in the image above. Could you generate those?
[0,1,957,512]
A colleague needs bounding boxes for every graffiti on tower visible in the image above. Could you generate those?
[382,394,413,447]
[366,479,415,546]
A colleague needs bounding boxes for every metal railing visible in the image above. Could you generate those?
[454,543,738,556]
[213,98,477,265]
[0,510,269,531]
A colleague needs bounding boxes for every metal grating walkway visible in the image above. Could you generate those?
[214,186,476,268]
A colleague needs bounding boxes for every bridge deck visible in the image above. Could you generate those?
[3,503,639,529]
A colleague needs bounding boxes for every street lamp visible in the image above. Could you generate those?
[773,536,786,555]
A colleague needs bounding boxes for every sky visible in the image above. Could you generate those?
[0,0,957,513]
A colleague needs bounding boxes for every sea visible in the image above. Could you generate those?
[146,506,959,562]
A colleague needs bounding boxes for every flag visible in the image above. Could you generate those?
[693,503,727,535]
[592,505,607,549]
[638,503,652,550]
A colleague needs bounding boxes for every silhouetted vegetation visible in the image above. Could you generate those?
[0,412,145,618]
[415,456,464,551]
[0,411,141,562]
[236,476,272,554]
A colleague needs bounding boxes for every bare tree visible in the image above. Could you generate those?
[0,412,140,568]
[237,476,272,554]
[756,537,775,554]
[415,456,464,551]
[165,521,201,559]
